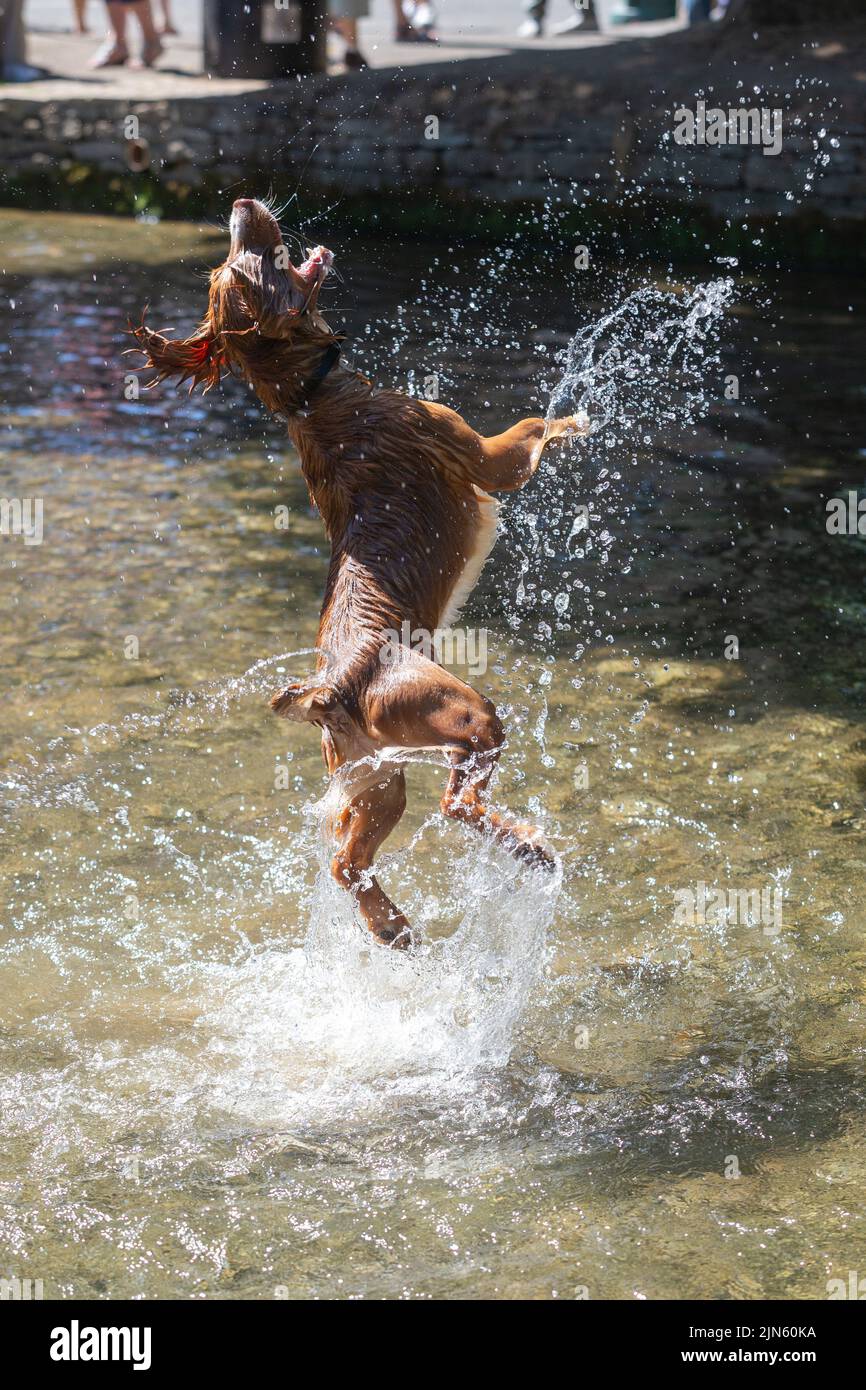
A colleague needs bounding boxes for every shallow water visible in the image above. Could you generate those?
[1,210,865,1300]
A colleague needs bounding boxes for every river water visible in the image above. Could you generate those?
[0,210,864,1300]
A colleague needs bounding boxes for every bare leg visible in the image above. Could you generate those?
[104,3,129,46]
[330,16,356,43]
[393,0,417,38]
[157,0,178,34]
[133,0,159,44]
[333,17,366,63]
[95,2,160,65]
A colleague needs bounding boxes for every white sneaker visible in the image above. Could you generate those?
[517,17,543,37]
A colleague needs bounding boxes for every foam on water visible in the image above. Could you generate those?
[193,837,561,1130]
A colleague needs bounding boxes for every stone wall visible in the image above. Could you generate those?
[1,38,864,254]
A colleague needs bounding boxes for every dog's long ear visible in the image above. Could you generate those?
[131,316,227,394]
[227,248,306,339]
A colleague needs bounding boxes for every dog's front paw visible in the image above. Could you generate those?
[370,912,413,951]
[493,819,558,874]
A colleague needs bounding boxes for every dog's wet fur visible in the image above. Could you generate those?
[134,197,586,948]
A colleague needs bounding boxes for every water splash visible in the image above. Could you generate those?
[546,276,737,433]
[504,276,737,638]
[195,836,561,1129]
[0,636,563,1130]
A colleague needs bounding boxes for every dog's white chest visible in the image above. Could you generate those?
[439,486,500,630]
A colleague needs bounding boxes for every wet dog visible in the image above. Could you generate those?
[134,197,586,948]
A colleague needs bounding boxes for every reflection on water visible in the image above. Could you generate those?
[0,211,865,1301]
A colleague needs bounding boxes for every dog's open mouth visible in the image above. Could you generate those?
[296,245,334,284]
[228,197,333,312]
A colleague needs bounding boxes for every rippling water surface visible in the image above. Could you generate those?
[1,211,864,1300]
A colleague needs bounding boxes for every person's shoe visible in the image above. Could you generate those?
[2,62,44,81]
[517,17,543,36]
[410,1,438,36]
[552,9,600,34]
[344,48,368,69]
[395,22,437,41]
[89,38,129,68]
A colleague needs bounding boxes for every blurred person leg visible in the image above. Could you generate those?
[399,0,438,40]
[91,0,163,68]
[73,0,90,33]
[155,0,178,35]
[328,0,370,67]
[517,0,546,37]
[393,0,422,41]
[551,0,599,35]
[133,0,164,66]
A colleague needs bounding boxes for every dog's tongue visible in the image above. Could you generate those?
[297,246,333,281]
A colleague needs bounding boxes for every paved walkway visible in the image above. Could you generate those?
[15,0,682,99]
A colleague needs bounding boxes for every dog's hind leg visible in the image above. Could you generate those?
[331,769,411,949]
[271,676,411,947]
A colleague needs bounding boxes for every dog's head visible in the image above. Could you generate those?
[133,197,338,412]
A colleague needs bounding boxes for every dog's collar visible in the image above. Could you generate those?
[297,340,342,409]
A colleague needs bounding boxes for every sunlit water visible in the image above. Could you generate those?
[1,211,865,1300]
